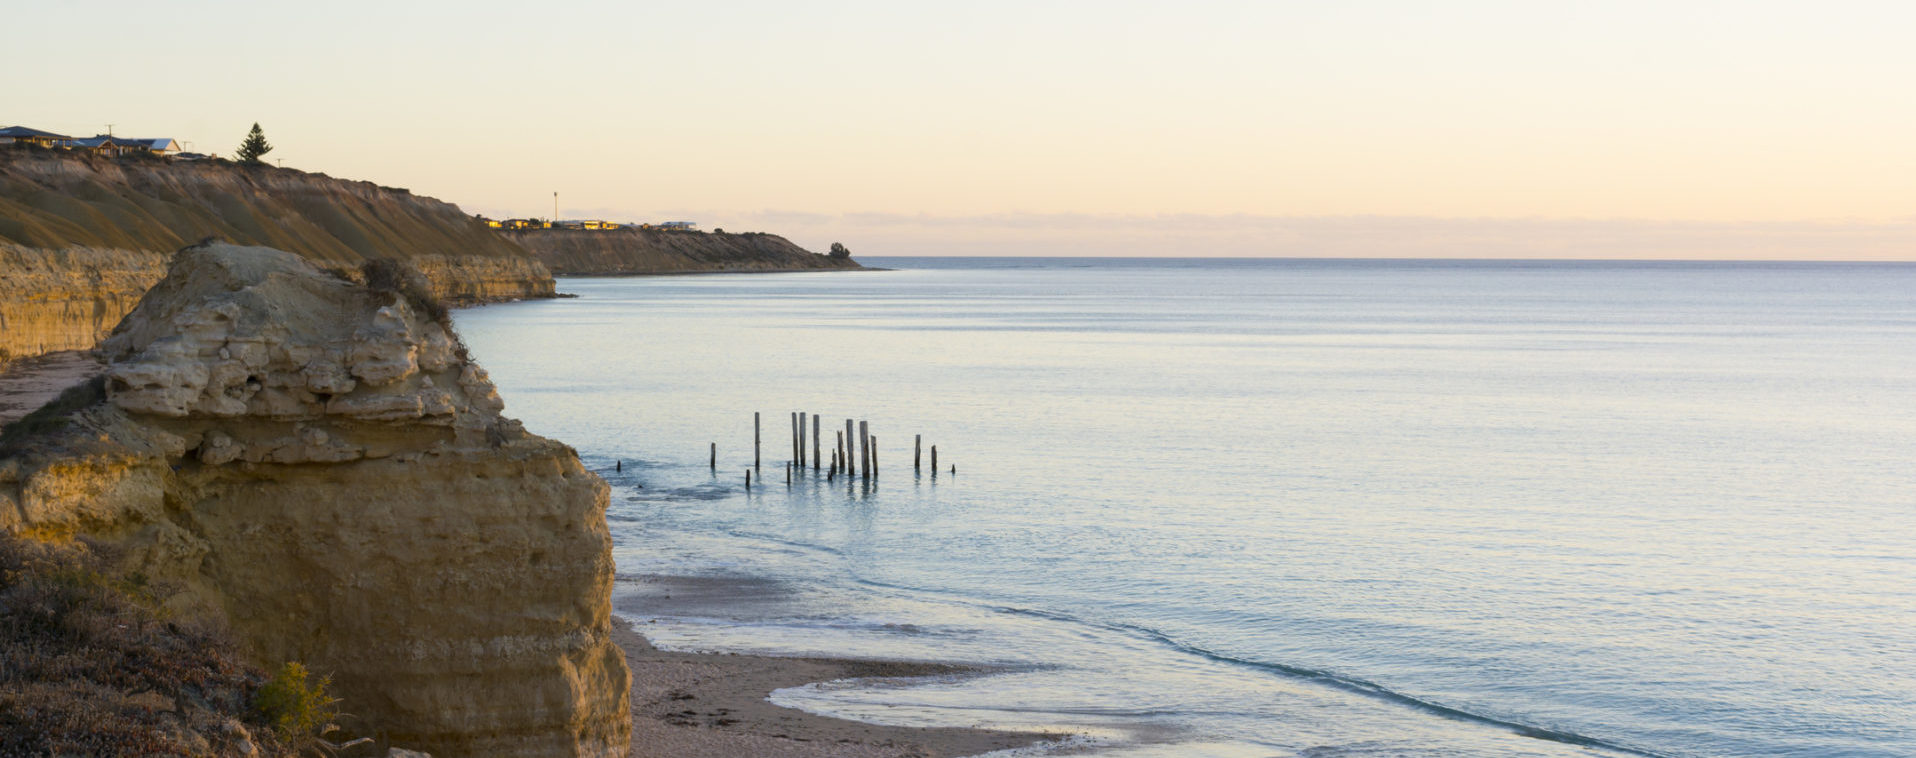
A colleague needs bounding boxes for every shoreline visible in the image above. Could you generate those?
[550,266,887,278]
[612,615,1063,757]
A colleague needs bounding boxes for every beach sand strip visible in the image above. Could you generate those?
[614,616,1059,757]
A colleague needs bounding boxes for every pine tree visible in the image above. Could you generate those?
[236,123,273,164]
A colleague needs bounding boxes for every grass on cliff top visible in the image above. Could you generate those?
[0,534,301,756]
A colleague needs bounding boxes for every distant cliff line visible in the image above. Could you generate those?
[503,226,862,276]
[0,147,863,366]
[0,148,554,363]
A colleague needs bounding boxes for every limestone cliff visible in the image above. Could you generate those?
[0,244,629,757]
[0,244,166,360]
[505,227,861,275]
[0,149,555,364]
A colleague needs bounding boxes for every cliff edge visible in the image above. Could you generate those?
[0,149,554,364]
[505,227,860,275]
[0,244,630,757]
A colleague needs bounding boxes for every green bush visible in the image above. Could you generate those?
[253,661,341,747]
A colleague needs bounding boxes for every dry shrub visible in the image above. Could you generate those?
[0,534,296,756]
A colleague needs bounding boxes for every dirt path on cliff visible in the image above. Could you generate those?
[613,617,1063,758]
[0,351,104,430]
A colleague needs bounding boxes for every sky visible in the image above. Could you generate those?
[7,1,1915,258]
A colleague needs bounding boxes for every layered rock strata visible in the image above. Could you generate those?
[0,243,629,757]
[504,227,860,275]
[0,244,166,361]
[0,150,554,363]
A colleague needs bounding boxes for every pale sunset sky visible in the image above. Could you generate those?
[9,1,1914,258]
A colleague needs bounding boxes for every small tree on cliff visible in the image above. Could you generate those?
[236,123,273,164]
[829,242,851,259]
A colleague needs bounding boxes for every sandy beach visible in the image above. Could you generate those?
[614,615,1058,757]
[0,350,104,429]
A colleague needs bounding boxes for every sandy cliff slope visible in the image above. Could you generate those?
[0,149,554,363]
[0,243,629,757]
[505,227,860,275]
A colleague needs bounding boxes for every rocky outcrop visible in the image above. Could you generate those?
[505,227,861,275]
[0,149,554,364]
[0,244,629,757]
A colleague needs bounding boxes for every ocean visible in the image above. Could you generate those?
[452,257,1916,757]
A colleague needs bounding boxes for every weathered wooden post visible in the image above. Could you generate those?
[858,421,869,481]
[745,469,752,489]
[799,412,808,468]
[754,412,761,470]
[813,414,821,471]
[914,435,921,471]
[845,419,856,476]
[931,445,938,476]
[871,435,878,478]
[616,460,622,473]
[786,462,791,486]
[790,412,798,467]
[710,442,716,470]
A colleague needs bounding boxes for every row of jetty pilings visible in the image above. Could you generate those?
[722,412,952,490]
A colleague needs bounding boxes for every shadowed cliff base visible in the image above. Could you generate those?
[502,227,862,276]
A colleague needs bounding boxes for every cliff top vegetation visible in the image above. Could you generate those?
[0,533,302,756]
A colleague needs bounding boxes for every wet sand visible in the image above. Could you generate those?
[0,350,104,429]
[614,615,1061,757]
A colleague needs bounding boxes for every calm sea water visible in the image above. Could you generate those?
[453,258,1916,757]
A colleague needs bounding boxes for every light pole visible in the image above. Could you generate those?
[553,192,559,225]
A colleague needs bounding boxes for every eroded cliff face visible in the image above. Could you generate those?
[0,244,166,361]
[0,150,554,364]
[506,227,861,275]
[0,244,629,757]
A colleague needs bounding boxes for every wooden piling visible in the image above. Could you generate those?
[845,419,856,476]
[790,412,798,468]
[710,442,716,470]
[858,421,869,480]
[931,445,938,476]
[871,436,878,478]
[745,469,752,489]
[813,414,821,471]
[799,412,808,468]
[754,412,761,470]
[786,462,791,486]
[914,435,921,471]
[616,460,621,473]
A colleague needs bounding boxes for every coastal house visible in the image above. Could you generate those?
[69,136,139,156]
[51,134,183,157]
[128,138,182,156]
[0,126,72,148]
[659,221,698,231]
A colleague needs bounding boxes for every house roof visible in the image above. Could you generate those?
[122,138,180,151]
[0,126,71,140]
[73,136,176,150]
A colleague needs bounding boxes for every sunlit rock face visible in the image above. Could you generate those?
[1,244,630,757]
